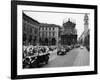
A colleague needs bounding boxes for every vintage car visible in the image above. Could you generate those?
[23,47,38,68]
[74,44,80,48]
[65,46,71,52]
[36,46,50,67]
[23,46,50,68]
[57,45,74,56]
[57,47,66,55]
[48,46,57,51]
[80,46,84,49]
[23,55,38,68]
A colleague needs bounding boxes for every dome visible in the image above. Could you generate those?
[63,18,76,29]
[63,18,76,24]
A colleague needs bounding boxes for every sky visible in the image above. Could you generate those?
[24,11,89,38]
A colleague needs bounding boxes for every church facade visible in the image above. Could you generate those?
[60,19,77,45]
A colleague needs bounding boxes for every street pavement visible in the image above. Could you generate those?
[43,46,89,68]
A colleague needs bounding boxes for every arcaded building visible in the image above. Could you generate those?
[23,13,40,46]
[39,23,60,46]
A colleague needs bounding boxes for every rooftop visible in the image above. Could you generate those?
[63,19,76,28]
[23,13,40,25]
[39,23,61,28]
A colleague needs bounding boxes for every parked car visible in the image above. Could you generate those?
[80,46,84,49]
[23,55,38,68]
[36,53,50,66]
[65,46,70,52]
[57,47,66,55]
[63,45,71,52]
[49,46,57,51]
[23,46,50,68]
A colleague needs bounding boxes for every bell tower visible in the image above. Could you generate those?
[84,13,89,32]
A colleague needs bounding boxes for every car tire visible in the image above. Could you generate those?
[57,51,61,55]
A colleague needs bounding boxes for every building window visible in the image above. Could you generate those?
[39,32,40,36]
[42,32,44,36]
[41,28,43,30]
[49,32,51,36]
[46,27,47,30]
[39,28,41,31]
[46,32,47,36]
[34,28,37,34]
[53,27,55,30]
[49,27,51,30]
[53,32,55,36]
[30,28,32,33]
[43,27,45,30]
[28,35,32,43]
[27,26,30,33]
[40,32,42,36]
[42,27,43,30]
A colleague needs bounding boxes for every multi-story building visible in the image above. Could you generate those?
[39,23,60,46]
[61,18,77,45]
[23,13,40,46]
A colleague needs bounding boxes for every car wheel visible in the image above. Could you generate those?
[57,51,61,55]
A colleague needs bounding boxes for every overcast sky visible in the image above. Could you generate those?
[24,11,89,38]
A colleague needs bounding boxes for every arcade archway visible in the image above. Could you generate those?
[52,38,56,45]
